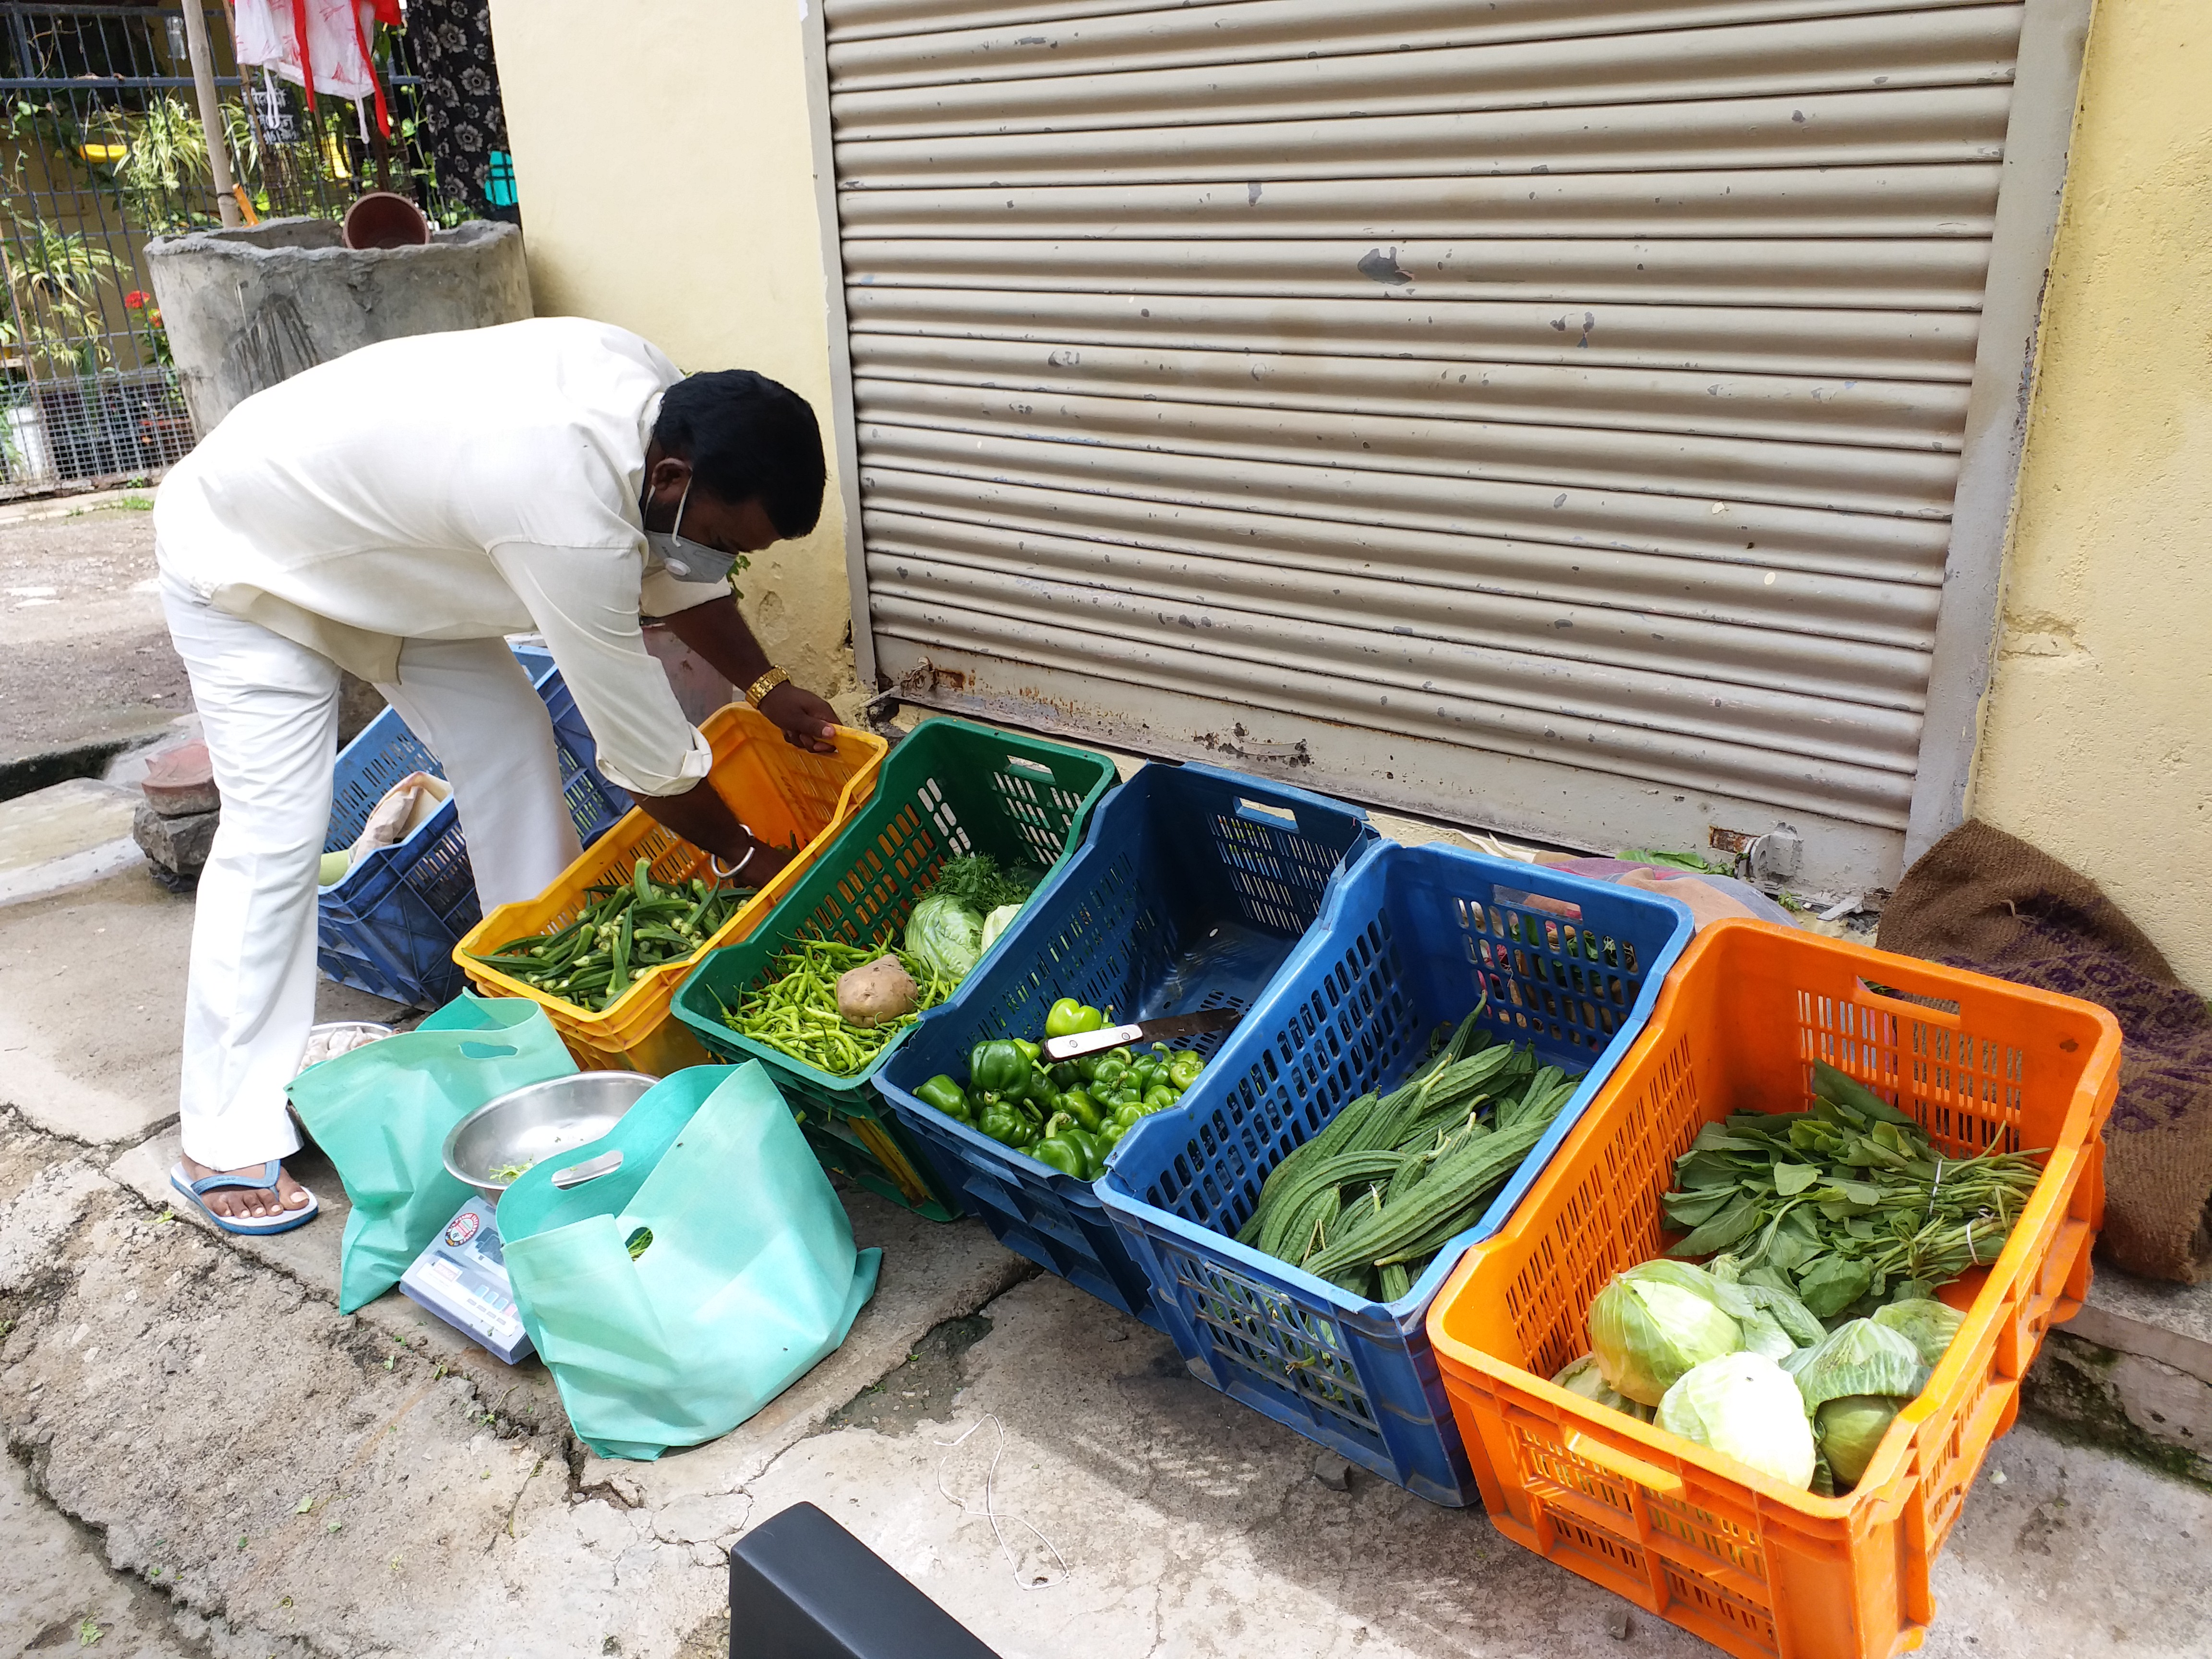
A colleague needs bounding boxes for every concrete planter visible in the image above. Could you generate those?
[144,216,531,434]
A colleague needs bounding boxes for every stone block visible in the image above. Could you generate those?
[133,800,217,876]
[140,740,217,817]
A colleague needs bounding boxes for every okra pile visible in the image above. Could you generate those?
[469,858,753,1012]
[1237,1006,1581,1302]
[719,936,954,1076]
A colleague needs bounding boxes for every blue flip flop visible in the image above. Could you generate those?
[168,1160,321,1236]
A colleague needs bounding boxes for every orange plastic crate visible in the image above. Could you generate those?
[453,704,885,1074]
[1427,918,2120,1659]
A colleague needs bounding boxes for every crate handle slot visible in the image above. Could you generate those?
[1563,1427,1683,1494]
[1004,755,1057,778]
[1856,979,1964,1023]
[1235,798,1299,828]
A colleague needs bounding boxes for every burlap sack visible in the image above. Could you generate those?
[1878,821,2212,1282]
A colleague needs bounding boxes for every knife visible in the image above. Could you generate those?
[1041,1008,1242,1064]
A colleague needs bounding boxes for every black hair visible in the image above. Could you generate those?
[652,370,826,539]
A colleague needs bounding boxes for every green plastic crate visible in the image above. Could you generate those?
[672,716,1120,1221]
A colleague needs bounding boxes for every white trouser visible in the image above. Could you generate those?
[161,576,581,1172]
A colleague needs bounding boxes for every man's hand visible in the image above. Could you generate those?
[758,679,839,754]
[734,837,798,887]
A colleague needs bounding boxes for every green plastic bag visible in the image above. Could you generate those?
[289,997,577,1314]
[498,1062,882,1461]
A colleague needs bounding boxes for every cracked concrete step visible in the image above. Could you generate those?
[2048,1266,2212,1478]
[0,779,142,907]
[2064,1267,2212,1387]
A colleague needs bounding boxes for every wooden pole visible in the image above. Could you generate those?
[177,3,242,228]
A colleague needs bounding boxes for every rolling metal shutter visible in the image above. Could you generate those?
[819,0,2070,890]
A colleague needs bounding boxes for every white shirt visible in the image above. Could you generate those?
[154,316,729,797]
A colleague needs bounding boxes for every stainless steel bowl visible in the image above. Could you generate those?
[441,1071,657,1204]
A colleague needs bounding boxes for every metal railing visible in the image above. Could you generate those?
[0,2,442,496]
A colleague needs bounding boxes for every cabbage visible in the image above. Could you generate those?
[1656,1352,1816,1490]
[1738,1309,1799,1363]
[1552,1354,1656,1423]
[1790,1318,1929,1492]
[1589,1260,1743,1407]
[1872,1299,1965,1369]
[1817,1395,1902,1489]
[1725,1283,1831,1354]
[979,902,1022,955]
[1790,1319,1926,1416]
[904,895,983,982]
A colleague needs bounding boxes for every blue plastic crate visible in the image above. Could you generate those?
[878,762,1373,1330]
[315,646,630,1006]
[1095,840,1694,1506]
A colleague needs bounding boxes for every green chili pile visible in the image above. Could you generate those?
[721,937,954,1076]
[468,857,754,1013]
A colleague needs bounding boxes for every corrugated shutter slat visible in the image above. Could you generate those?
[826,0,2032,885]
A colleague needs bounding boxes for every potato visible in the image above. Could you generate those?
[836,955,920,1027]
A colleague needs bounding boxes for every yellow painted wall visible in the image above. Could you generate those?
[481,0,853,701]
[1972,0,2212,987]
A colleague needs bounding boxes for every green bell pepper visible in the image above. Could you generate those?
[1057,1088,1105,1134]
[1044,998,1105,1040]
[1166,1051,1205,1092]
[970,1040,1030,1095]
[1011,1037,1042,1068]
[1142,1084,1178,1114]
[1033,1119,1104,1181]
[914,1075,972,1123]
[978,1102,1039,1149]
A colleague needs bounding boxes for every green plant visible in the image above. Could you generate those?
[90,96,214,234]
[0,217,129,375]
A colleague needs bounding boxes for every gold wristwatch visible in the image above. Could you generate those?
[745,667,790,709]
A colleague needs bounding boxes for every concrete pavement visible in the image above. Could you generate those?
[0,858,2208,1658]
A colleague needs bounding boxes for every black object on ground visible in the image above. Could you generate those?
[728,1501,1000,1659]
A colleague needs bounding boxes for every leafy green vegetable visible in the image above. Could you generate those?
[979,902,1022,954]
[1788,1318,1925,1415]
[1553,1353,1656,1423]
[923,853,1038,914]
[1737,1308,1798,1361]
[1662,1064,2044,1314]
[1590,1260,1743,1407]
[904,894,984,981]
[1619,848,1736,875]
[1656,1351,1816,1490]
[1872,1298,1966,1368]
